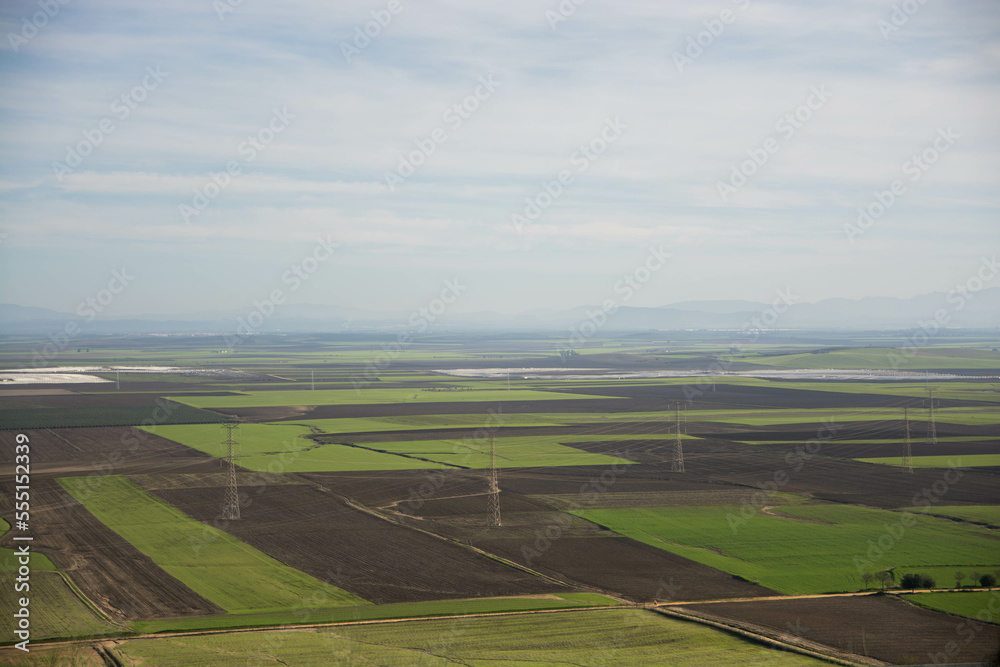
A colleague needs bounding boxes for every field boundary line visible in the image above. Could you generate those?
[52,569,129,630]
[651,606,888,666]
[332,491,587,591]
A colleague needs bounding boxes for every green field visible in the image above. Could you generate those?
[143,423,449,472]
[168,387,621,408]
[57,475,366,613]
[119,608,831,666]
[902,505,1000,526]
[857,454,1000,469]
[573,504,1000,595]
[741,347,1000,370]
[145,423,639,472]
[0,571,120,641]
[133,593,623,634]
[905,591,1000,622]
[365,434,642,469]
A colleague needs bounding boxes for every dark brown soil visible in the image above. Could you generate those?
[475,535,777,603]
[152,483,569,604]
[0,477,223,622]
[678,594,1000,665]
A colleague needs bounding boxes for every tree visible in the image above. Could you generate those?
[876,568,896,590]
[955,571,966,588]
[980,574,997,588]
[861,572,874,589]
[900,573,935,590]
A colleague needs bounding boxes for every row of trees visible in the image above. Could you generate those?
[861,568,998,591]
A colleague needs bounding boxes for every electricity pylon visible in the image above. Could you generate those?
[902,407,913,474]
[671,402,685,473]
[222,422,241,520]
[487,434,501,526]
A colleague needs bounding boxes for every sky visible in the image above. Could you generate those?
[0,0,998,318]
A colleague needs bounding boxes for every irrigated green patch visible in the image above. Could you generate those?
[57,476,366,613]
[169,387,621,408]
[905,591,1000,621]
[120,608,830,665]
[132,593,623,634]
[573,504,1000,595]
[857,454,1000,469]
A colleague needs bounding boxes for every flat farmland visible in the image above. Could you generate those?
[111,608,833,666]
[141,423,448,472]
[0,571,120,641]
[0,476,222,622]
[58,475,365,613]
[152,482,569,603]
[902,505,1000,526]
[858,453,1000,468]
[474,535,777,602]
[168,387,622,408]
[573,504,1000,594]
[905,590,1000,620]
[146,423,639,471]
[678,594,1000,665]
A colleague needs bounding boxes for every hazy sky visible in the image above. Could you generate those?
[1,0,998,317]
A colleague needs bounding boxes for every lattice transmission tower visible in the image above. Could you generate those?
[671,402,686,473]
[487,434,502,526]
[222,422,241,520]
[902,407,913,474]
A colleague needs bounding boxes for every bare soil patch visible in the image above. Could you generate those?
[679,594,1000,665]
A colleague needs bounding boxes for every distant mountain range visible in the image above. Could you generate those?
[2,288,999,335]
